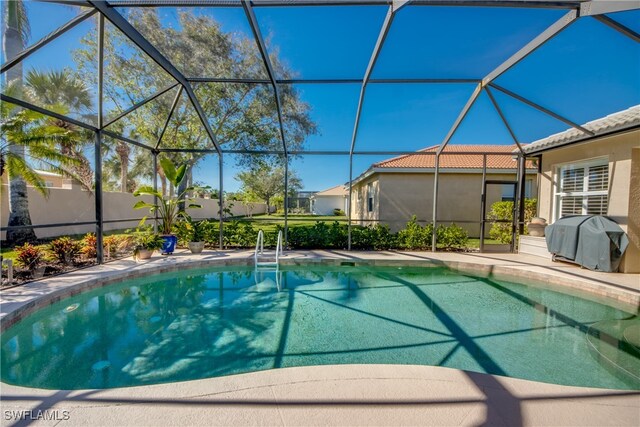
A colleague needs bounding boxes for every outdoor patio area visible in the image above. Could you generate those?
[1,1,639,426]
[1,250,639,427]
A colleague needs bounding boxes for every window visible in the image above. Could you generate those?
[367,183,374,213]
[525,178,533,198]
[501,184,515,202]
[555,159,609,220]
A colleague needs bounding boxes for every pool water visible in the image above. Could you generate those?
[2,265,639,390]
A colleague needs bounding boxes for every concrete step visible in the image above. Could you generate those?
[519,235,551,259]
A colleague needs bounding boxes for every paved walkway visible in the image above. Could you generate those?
[1,365,639,426]
[1,250,639,426]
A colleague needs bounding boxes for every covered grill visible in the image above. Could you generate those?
[545,215,629,272]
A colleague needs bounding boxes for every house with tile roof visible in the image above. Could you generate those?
[310,185,348,216]
[520,105,640,273]
[350,144,537,237]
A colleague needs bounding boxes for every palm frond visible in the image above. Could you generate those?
[6,152,47,196]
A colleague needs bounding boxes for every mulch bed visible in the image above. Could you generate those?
[1,260,97,288]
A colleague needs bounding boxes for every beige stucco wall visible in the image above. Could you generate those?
[350,175,380,226]
[537,129,640,273]
[312,195,347,216]
[1,184,266,240]
[351,171,537,236]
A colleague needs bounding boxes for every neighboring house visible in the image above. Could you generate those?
[289,191,316,214]
[521,105,640,273]
[311,185,348,215]
[350,145,537,236]
[1,169,68,188]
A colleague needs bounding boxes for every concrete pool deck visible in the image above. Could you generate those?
[1,250,639,426]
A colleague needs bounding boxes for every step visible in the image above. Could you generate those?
[518,235,551,259]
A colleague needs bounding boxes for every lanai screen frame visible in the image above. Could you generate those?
[1,0,638,263]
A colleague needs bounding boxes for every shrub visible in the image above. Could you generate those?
[236,222,258,247]
[103,235,134,258]
[436,223,468,250]
[15,243,44,270]
[396,216,432,250]
[175,218,210,246]
[350,226,374,250]
[370,224,396,250]
[221,220,258,248]
[333,208,345,216]
[488,198,537,244]
[48,237,82,265]
[327,221,348,248]
[81,233,97,259]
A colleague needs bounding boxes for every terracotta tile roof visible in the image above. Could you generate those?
[374,145,524,169]
[522,105,640,154]
[313,185,347,197]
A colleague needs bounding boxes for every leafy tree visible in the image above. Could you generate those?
[236,163,302,215]
[74,8,316,197]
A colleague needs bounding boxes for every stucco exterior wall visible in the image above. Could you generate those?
[350,175,380,226]
[312,195,346,216]
[1,184,266,240]
[537,129,640,273]
[351,171,536,236]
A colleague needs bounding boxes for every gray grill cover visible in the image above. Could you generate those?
[545,215,629,272]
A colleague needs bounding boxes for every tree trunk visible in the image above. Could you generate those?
[4,19,36,244]
[115,142,130,193]
[157,165,167,196]
[177,164,193,213]
[59,141,93,190]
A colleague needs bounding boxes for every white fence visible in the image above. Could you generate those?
[1,183,267,240]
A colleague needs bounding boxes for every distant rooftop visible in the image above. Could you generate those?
[313,185,348,197]
[522,105,640,155]
[374,145,525,170]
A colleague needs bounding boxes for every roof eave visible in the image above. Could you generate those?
[523,123,640,155]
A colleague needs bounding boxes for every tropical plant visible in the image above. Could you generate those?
[48,236,82,265]
[81,233,97,259]
[15,243,43,270]
[132,231,164,259]
[103,234,134,258]
[176,217,209,244]
[133,158,201,235]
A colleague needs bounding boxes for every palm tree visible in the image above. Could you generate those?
[25,69,95,189]
[3,0,35,244]
[1,102,83,196]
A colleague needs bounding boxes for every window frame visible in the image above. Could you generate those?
[366,182,374,213]
[553,156,609,221]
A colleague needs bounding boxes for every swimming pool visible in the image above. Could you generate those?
[2,265,638,390]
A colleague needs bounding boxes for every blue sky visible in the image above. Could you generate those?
[3,3,639,193]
